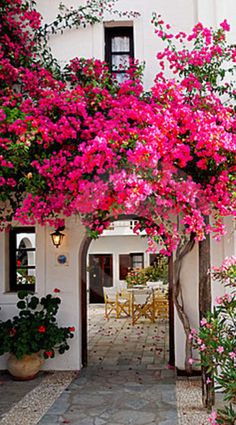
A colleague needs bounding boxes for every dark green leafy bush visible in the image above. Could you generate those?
[0,290,75,359]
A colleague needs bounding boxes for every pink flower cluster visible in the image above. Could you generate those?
[0,1,235,255]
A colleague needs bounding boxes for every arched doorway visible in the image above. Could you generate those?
[80,217,175,368]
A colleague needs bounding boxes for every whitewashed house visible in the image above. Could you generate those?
[0,0,235,372]
[88,220,159,303]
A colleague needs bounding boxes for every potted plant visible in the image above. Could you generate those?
[125,261,169,287]
[0,289,75,380]
[125,268,148,287]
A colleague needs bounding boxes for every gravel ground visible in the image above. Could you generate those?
[0,372,76,425]
[176,378,210,425]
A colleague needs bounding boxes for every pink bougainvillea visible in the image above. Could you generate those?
[0,1,235,254]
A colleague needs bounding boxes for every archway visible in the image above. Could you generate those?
[80,216,175,368]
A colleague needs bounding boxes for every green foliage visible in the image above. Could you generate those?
[148,255,169,283]
[0,291,74,359]
[216,404,236,424]
[125,268,148,287]
[125,256,168,287]
[192,257,236,424]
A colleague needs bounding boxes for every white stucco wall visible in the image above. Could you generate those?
[36,0,236,90]
[0,217,86,371]
[211,217,236,302]
[174,217,235,370]
[36,0,196,89]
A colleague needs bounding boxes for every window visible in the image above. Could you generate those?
[131,253,143,269]
[129,220,138,230]
[9,227,36,291]
[119,253,144,280]
[150,253,167,268]
[105,26,134,83]
[150,254,158,267]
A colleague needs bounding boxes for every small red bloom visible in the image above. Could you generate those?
[206,323,212,329]
[9,328,16,336]
[53,288,61,293]
[45,350,53,358]
[69,327,75,332]
[38,325,46,333]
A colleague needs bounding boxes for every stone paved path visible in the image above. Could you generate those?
[37,367,177,425]
[37,305,177,424]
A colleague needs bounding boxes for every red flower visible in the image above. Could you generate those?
[53,288,60,293]
[17,260,21,266]
[69,327,75,332]
[45,350,53,358]
[9,328,16,336]
[38,325,46,333]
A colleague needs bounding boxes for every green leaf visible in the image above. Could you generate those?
[28,297,39,309]
[17,290,29,300]
[17,301,26,310]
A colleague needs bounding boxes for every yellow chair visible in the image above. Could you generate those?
[131,289,155,325]
[117,289,131,318]
[103,287,118,319]
[154,291,169,320]
[103,287,131,319]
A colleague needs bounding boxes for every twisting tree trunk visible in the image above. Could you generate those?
[199,224,214,409]
[173,234,195,373]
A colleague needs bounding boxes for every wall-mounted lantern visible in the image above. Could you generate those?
[50,226,65,248]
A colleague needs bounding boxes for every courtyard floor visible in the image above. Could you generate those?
[0,304,212,425]
[88,304,170,369]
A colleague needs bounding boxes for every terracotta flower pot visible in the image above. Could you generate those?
[7,353,44,380]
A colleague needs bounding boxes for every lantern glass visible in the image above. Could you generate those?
[50,228,65,248]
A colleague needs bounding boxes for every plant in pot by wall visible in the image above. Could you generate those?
[0,290,75,380]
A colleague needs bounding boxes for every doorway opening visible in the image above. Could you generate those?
[89,254,113,303]
[80,218,175,369]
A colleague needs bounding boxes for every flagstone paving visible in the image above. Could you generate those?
[88,304,170,369]
[0,304,212,425]
[37,305,177,424]
[37,367,177,425]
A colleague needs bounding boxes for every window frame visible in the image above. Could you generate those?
[105,26,134,79]
[9,227,36,292]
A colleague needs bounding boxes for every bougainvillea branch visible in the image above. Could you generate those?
[152,13,236,102]
[38,0,139,38]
